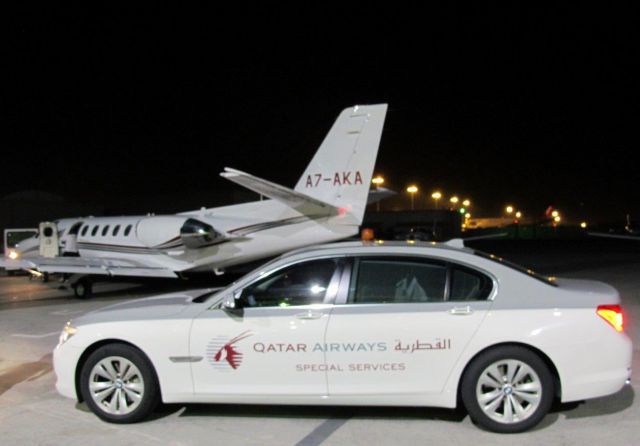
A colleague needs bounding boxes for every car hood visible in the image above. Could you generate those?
[72,288,219,325]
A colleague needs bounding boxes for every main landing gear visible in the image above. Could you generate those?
[72,277,93,299]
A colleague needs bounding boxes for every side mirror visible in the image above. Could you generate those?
[222,289,245,316]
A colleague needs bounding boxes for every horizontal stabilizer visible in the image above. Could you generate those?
[367,186,396,205]
[221,168,341,218]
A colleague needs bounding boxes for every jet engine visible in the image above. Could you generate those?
[180,218,224,249]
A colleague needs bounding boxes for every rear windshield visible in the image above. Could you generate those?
[473,250,557,287]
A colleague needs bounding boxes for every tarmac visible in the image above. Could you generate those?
[1,239,639,445]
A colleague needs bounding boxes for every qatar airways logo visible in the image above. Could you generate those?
[208,331,452,372]
[253,341,386,353]
[207,331,253,370]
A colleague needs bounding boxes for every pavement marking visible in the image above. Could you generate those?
[295,417,350,446]
[11,332,60,338]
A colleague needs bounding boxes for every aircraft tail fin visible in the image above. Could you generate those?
[293,104,387,224]
[220,104,387,225]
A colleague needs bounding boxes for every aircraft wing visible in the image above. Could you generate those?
[221,168,340,218]
[0,256,178,278]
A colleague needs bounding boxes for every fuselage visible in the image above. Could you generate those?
[13,200,359,274]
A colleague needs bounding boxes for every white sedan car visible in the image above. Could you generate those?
[53,240,632,433]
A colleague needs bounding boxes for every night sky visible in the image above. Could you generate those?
[3,6,639,224]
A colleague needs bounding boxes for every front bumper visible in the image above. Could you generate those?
[53,342,83,400]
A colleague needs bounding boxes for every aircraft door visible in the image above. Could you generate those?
[61,222,82,256]
[39,222,59,258]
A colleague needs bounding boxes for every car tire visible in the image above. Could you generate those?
[80,343,160,423]
[461,345,554,433]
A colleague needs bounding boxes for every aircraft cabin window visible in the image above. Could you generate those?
[102,225,110,236]
[91,226,99,236]
[124,225,133,236]
[81,225,89,236]
[113,225,120,236]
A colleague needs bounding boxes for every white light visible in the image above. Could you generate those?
[310,284,326,294]
[58,322,77,346]
[8,250,18,260]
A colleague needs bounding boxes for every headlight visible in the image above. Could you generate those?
[58,322,78,345]
[8,249,19,260]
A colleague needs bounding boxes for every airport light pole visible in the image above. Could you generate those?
[407,185,418,211]
[449,196,459,211]
[371,176,384,212]
[431,191,442,210]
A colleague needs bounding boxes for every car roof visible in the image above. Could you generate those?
[280,239,476,261]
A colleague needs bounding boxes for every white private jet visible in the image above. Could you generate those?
[1,104,388,297]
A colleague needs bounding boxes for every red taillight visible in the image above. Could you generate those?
[597,305,624,332]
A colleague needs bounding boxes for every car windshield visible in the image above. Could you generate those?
[472,250,557,287]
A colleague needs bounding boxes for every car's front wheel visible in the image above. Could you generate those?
[80,343,160,423]
[461,346,554,433]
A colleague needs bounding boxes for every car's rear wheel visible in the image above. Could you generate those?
[461,346,554,433]
[80,343,160,423]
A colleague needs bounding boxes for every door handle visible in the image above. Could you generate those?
[295,311,324,320]
[449,306,473,316]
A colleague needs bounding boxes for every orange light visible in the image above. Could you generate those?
[361,228,375,241]
[597,305,624,332]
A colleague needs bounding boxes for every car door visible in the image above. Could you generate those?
[190,258,342,397]
[324,256,494,396]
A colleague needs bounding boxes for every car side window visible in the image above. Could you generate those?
[349,258,447,304]
[449,265,493,301]
[241,259,339,308]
